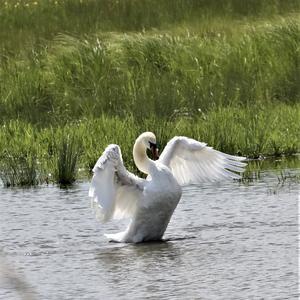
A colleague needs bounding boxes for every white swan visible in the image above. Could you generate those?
[89,132,247,243]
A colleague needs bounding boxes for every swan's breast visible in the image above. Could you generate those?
[144,162,182,205]
[130,176,181,242]
[125,164,181,242]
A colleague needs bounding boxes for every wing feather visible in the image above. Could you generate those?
[89,144,145,222]
[159,136,247,185]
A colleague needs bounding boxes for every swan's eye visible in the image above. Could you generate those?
[149,141,156,149]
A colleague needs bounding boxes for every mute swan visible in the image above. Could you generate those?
[89,132,247,243]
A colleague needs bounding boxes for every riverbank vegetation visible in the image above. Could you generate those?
[0,0,299,186]
[0,104,299,186]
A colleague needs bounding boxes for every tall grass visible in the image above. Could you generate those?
[0,122,39,186]
[1,20,300,124]
[0,150,38,187]
[0,122,82,186]
[50,131,82,185]
[0,104,299,186]
[1,0,299,53]
[0,1,299,186]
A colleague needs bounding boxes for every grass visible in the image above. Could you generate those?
[1,0,300,52]
[277,170,300,184]
[1,20,300,124]
[0,104,299,186]
[0,0,299,186]
[0,150,38,187]
[0,121,39,186]
[46,129,82,185]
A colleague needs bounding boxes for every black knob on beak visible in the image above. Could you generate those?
[149,142,159,160]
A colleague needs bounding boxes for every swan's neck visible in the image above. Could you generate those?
[133,138,153,175]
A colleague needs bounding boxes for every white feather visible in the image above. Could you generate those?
[159,136,246,185]
[89,133,247,243]
[89,144,144,223]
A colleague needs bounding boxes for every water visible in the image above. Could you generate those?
[0,162,299,300]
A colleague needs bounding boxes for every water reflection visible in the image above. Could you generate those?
[242,155,300,182]
[99,240,179,258]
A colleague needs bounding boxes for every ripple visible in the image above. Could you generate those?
[0,171,299,299]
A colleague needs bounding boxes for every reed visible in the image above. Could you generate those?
[0,122,39,186]
[70,103,300,170]
[1,19,299,125]
[0,1,299,186]
[1,104,298,186]
[0,150,38,187]
[43,128,82,185]
[1,0,299,53]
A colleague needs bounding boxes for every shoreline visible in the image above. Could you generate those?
[0,109,299,187]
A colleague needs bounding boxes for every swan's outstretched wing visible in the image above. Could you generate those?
[159,136,247,185]
[88,144,145,222]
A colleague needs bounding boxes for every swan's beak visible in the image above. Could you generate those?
[151,144,159,160]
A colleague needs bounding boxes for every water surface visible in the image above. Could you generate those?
[0,161,299,299]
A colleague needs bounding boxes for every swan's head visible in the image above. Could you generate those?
[137,132,159,160]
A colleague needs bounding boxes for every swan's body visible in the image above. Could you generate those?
[105,161,181,243]
[89,132,246,243]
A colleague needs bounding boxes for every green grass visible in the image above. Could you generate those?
[0,104,299,185]
[0,150,38,187]
[0,0,299,186]
[0,122,39,186]
[1,0,299,53]
[1,19,300,124]
[46,129,82,185]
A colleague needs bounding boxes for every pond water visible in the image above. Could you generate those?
[0,159,299,300]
